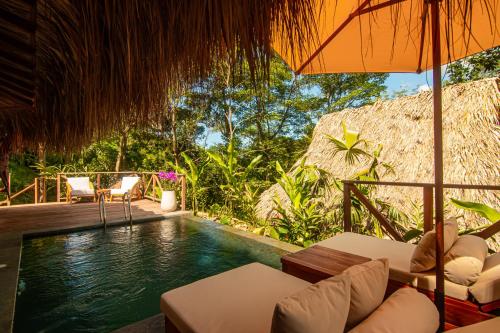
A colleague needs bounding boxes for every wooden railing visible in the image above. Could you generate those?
[343,180,500,241]
[1,171,187,211]
[0,176,48,206]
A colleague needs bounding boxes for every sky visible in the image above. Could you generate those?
[385,70,434,95]
[200,69,446,147]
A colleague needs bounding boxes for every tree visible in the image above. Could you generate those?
[302,72,389,115]
[446,47,499,85]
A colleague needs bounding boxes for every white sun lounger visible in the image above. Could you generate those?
[66,177,96,203]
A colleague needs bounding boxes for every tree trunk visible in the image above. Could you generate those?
[171,104,179,167]
[37,143,46,202]
[115,129,128,172]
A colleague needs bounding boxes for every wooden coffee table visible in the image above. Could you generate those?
[281,245,371,283]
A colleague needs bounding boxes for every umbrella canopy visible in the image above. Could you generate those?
[274,0,499,330]
[276,0,499,74]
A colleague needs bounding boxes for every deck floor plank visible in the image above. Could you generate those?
[0,200,179,234]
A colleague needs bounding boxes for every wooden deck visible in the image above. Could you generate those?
[0,199,188,235]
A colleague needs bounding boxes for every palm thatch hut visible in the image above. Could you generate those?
[256,78,500,231]
[0,0,318,152]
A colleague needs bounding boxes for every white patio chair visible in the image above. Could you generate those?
[108,176,141,202]
[66,177,96,203]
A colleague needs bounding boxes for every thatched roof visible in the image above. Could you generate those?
[0,0,318,151]
[256,78,500,227]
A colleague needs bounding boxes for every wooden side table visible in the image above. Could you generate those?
[281,245,371,283]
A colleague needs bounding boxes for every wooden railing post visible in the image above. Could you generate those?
[343,182,352,232]
[42,177,47,203]
[141,174,146,198]
[423,186,433,233]
[56,174,61,202]
[34,178,39,204]
[7,173,11,206]
[181,175,187,211]
[152,176,156,202]
[97,174,101,190]
[349,185,404,242]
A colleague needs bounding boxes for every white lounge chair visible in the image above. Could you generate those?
[160,261,440,333]
[108,176,141,202]
[315,232,499,326]
[66,177,96,203]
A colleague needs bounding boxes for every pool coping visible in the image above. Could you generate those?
[0,212,302,333]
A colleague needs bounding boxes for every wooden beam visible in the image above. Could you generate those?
[431,0,445,329]
[34,177,38,204]
[56,174,61,202]
[350,185,404,241]
[343,182,352,232]
[472,221,500,240]
[423,186,433,233]
[6,183,34,201]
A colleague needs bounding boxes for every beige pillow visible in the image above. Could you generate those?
[410,218,458,272]
[347,288,439,333]
[342,258,389,330]
[444,235,488,286]
[271,274,351,333]
[468,252,500,304]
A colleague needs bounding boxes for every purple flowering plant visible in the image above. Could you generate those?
[158,171,178,190]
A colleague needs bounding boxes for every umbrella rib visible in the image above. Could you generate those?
[416,1,429,73]
[357,0,406,15]
[296,0,406,74]
[296,0,372,74]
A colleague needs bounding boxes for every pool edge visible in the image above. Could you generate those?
[0,232,22,333]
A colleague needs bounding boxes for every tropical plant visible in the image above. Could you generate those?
[451,198,500,223]
[324,122,408,239]
[207,139,262,220]
[168,152,205,216]
[271,159,337,247]
[325,121,369,165]
[451,198,500,237]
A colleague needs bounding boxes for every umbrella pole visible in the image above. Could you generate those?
[431,0,445,330]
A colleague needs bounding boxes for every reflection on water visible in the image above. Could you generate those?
[15,217,286,333]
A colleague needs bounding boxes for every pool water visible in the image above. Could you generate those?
[14,217,287,332]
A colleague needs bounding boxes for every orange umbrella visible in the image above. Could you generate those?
[274,0,499,329]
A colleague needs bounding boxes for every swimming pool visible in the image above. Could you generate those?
[14,217,288,332]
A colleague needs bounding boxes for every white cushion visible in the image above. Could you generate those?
[71,189,95,196]
[67,177,92,191]
[469,252,500,304]
[316,232,469,300]
[110,188,127,195]
[271,274,351,333]
[120,176,140,191]
[348,288,439,333]
[160,263,311,333]
[411,271,470,300]
[410,218,459,272]
[317,233,416,283]
[444,235,488,286]
[343,259,389,330]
